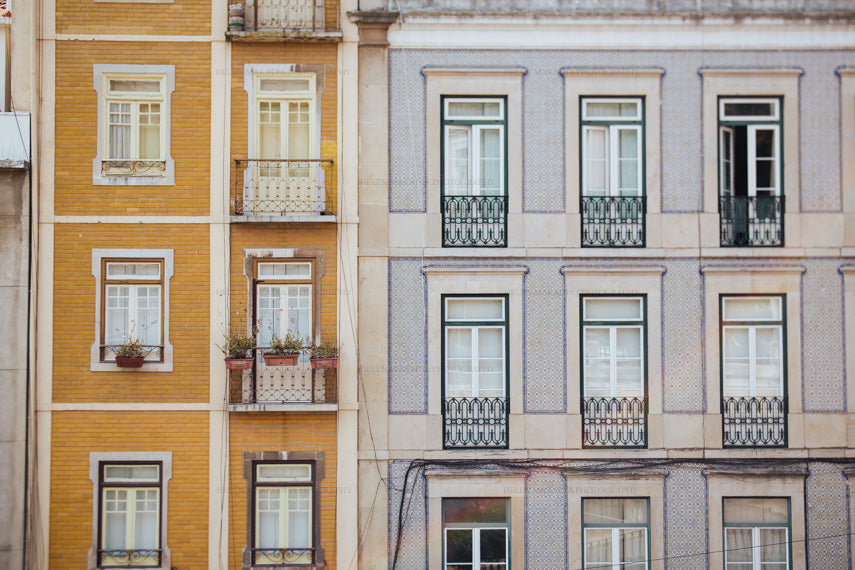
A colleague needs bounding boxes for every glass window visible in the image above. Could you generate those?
[581,98,643,198]
[98,463,162,568]
[102,74,167,174]
[583,498,649,570]
[252,462,316,566]
[255,261,313,356]
[723,498,790,570]
[102,259,163,362]
[443,498,509,570]
[721,296,785,399]
[442,97,506,197]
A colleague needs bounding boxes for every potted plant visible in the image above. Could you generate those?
[264,332,304,366]
[309,341,339,369]
[114,338,148,368]
[222,330,256,369]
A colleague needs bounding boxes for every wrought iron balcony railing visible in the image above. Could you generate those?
[241,0,331,32]
[443,397,509,449]
[253,547,315,565]
[722,396,787,447]
[229,349,335,405]
[442,195,507,247]
[582,397,647,448]
[581,196,646,247]
[719,195,784,247]
[98,549,161,567]
[233,159,335,217]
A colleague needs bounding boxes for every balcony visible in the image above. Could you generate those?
[232,159,335,221]
[722,396,787,447]
[582,397,647,448]
[442,195,507,247]
[229,356,336,411]
[226,0,341,41]
[442,397,508,449]
[719,196,784,247]
[581,196,646,247]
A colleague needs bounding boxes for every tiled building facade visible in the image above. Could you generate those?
[31,0,359,567]
[353,2,855,569]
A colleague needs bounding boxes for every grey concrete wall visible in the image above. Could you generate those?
[0,168,29,570]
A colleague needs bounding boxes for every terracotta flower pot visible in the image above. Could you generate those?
[225,357,254,370]
[264,353,299,366]
[116,356,145,368]
[310,357,338,370]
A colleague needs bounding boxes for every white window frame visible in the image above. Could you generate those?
[720,296,785,399]
[103,260,163,358]
[582,498,650,570]
[580,97,643,198]
[252,463,314,566]
[718,97,782,198]
[93,65,175,186]
[254,260,314,365]
[253,72,317,161]
[88,452,172,570]
[581,296,645,399]
[443,296,508,399]
[442,97,506,197]
[91,249,174,372]
[442,498,509,570]
[724,523,790,570]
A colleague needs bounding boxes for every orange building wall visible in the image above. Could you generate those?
[49,412,210,568]
[52,223,211,403]
[55,0,211,36]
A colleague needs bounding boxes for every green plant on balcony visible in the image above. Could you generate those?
[308,341,338,369]
[114,338,149,368]
[264,332,305,366]
[222,330,256,370]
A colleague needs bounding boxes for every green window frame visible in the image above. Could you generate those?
[718,97,783,199]
[723,497,791,570]
[580,97,645,198]
[443,498,510,570]
[582,497,650,570]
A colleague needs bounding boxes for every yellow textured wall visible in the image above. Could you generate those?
[49,412,210,568]
[56,0,211,36]
[228,412,338,568]
[52,224,210,403]
[229,43,338,210]
[228,224,337,345]
[54,41,211,216]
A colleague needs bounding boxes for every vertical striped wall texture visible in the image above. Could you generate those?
[806,462,850,568]
[664,464,709,570]
[525,470,568,568]
[388,49,855,213]
[388,257,849,414]
[387,461,427,569]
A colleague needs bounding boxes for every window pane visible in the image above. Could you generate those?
[136,286,161,345]
[258,262,311,279]
[257,286,281,346]
[257,463,312,482]
[584,298,642,321]
[585,100,639,118]
[447,298,504,321]
[723,101,775,118]
[447,101,502,118]
[286,488,312,548]
[108,102,131,160]
[584,127,607,196]
[617,129,639,195]
[446,529,473,563]
[616,360,643,396]
[724,498,789,524]
[760,528,788,562]
[259,78,311,92]
[725,528,754,563]
[257,488,281,548]
[723,297,781,321]
[134,490,159,549]
[109,79,161,93]
[106,262,161,279]
[138,103,161,160]
[479,529,507,563]
[104,464,159,482]
[260,101,282,160]
[583,498,648,524]
[288,101,310,160]
[443,498,508,524]
[479,127,502,195]
[615,328,641,358]
[620,528,647,563]
[447,127,471,194]
[724,328,750,358]
[585,528,612,564]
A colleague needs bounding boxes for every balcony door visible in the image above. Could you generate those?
[251,73,319,214]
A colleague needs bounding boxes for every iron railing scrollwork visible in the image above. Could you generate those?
[243,0,331,32]
[582,397,647,448]
[443,397,509,448]
[442,195,507,247]
[719,195,784,247]
[101,160,166,177]
[581,196,646,247]
[252,547,315,565]
[722,396,787,447]
[98,548,161,567]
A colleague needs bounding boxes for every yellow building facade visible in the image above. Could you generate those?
[35,0,359,567]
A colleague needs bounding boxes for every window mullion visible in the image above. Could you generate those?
[472,125,482,196]
[612,527,621,570]
[609,326,618,397]
[472,528,481,568]
[125,488,136,551]
[471,326,480,397]
[131,101,141,160]
[280,487,289,551]
[748,326,757,396]
[752,526,760,570]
